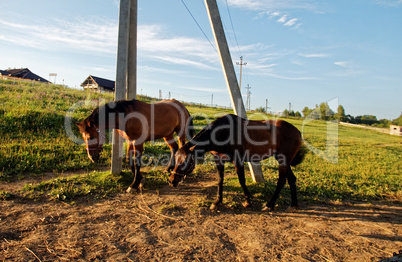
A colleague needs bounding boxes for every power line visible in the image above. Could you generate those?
[180,0,217,53]
[224,0,241,57]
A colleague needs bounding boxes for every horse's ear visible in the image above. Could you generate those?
[189,145,196,152]
[74,122,81,128]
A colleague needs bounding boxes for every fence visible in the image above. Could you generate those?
[339,122,392,135]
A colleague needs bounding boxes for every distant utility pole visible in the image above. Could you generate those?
[245,84,251,111]
[159,90,162,100]
[211,94,213,107]
[236,56,247,90]
[168,91,171,99]
[265,99,270,113]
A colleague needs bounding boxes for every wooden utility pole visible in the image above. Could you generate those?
[204,0,264,182]
[111,0,137,174]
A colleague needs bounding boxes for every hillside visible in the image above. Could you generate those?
[0,81,401,202]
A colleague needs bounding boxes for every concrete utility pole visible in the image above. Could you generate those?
[111,0,137,174]
[236,56,247,91]
[211,94,214,107]
[204,0,264,182]
[265,99,270,113]
[245,84,251,111]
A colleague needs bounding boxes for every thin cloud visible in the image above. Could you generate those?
[0,18,117,55]
[265,11,301,29]
[227,0,320,12]
[299,53,330,58]
[375,0,402,7]
[0,17,220,70]
[284,18,298,26]
[334,61,348,67]
[277,15,288,24]
[150,55,218,71]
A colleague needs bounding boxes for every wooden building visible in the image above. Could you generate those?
[81,75,115,93]
[390,125,402,136]
[0,68,49,83]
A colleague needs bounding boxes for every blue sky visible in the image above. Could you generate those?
[0,0,401,120]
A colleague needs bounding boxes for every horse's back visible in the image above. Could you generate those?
[266,119,302,155]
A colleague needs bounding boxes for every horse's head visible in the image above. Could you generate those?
[169,145,196,187]
[75,119,105,163]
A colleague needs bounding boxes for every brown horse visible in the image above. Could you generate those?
[169,114,305,211]
[75,99,193,193]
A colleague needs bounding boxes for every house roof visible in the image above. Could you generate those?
[0,69,11,75]
[81,75,115,91]
[3,68,49,83]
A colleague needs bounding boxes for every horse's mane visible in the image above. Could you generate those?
[86,99,137,125]
[188,114,241,148]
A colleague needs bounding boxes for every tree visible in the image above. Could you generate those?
[282,109,289,117]
[255,106,266,113]
[288,110,295,117]
[319,102,334,120]
[335,105,346,121]
[374,119,391,128]
[302,106,311,118]
[392,113,402,126]
[295,111,302,118]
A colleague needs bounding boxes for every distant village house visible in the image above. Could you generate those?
[0,68,49,83]
[81,75,115,93]
[390,125,402,136]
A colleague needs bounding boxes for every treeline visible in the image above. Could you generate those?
[255,102,402,128]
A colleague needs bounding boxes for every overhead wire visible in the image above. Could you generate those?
[224,0,242,57]
[180,0,217,53]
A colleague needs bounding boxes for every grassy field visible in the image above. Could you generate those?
[0,81,401,204]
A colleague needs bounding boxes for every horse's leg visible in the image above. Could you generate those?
[286,167,299,211]
[210,158,225,210]
[126,143,144,193]
[262,165,287,211]
[234,163,252,208]
[126,140,133,164]
[163,134,179,173]
[177,131,186,148]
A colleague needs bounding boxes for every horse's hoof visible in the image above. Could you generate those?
[126,187,133,194]
[242,201,251,208]
[261,206,274,212]
[139,178,145,188]
[286,206,299,213]
[210,203,218,210]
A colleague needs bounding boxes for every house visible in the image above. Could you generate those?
[390,125,402,136]
[81,75,115,93]
[2,68,49,83]
[0,69,11,76]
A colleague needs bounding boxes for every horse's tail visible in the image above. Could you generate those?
[290,144,307,166]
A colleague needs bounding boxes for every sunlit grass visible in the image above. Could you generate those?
[1,81,401,203]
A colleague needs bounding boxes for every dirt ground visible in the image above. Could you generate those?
[1,172,401,262]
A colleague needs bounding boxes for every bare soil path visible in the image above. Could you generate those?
[1,173,401,261]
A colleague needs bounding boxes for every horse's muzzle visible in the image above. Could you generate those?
[168,173,181,187]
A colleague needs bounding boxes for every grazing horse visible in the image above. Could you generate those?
[75,99,193,193]
[169,114,305,211]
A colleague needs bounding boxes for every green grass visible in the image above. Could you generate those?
[0,81,401,204]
